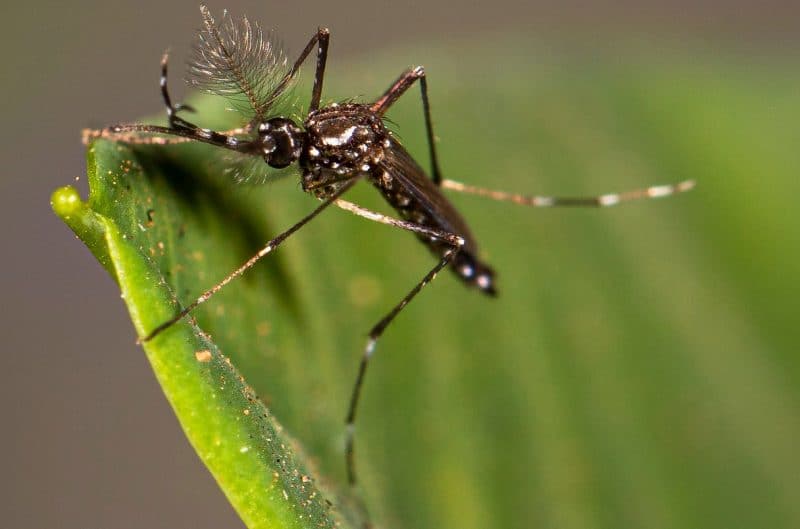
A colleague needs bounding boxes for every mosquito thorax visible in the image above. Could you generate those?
[257,117,305,168]
[300,103,388,194]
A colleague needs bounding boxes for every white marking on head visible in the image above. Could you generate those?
[477,274,491,290]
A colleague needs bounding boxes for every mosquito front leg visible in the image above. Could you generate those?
[81,127,192,146]
[159,51,196,129]
[81,124,253,147]
[334,199,464,486]
[440,178,696,207]
[139,181,356,343]
[84,50,254,150]
[371,67,443,186]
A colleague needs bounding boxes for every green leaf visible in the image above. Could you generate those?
[53,44,800,529]
[51,142,364,529]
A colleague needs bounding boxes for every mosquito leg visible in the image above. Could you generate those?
[81,124,253,146]
[345,248,457,486]
[333,199,464,486]
[265,27,330,113]
[160,51,178,123]
[440,178,696,207]
[81,127,193,146]
[83,42,255,149]
[307,28,330,112]
[80,122,253,154]
[371,67,443,186]
[80,51,200,147]
[334,199,464,246]
[159,51,200,131]
[138,180,356,343]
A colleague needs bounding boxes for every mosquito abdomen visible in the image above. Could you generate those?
[452,251,496,296]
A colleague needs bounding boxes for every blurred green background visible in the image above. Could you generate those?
[4,2,799,529]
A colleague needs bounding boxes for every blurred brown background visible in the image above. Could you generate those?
[1,1,797,528]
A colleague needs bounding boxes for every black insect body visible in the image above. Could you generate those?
[86,6,694,487]
[302,102,497,294]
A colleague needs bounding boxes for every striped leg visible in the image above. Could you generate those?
[159,51,193,128]
[371,66,443,186]
[81,124,252,146]
[440,178,695,207]
[334,199,465,487]
[82,51,253,151]
[273,26,330,113]
[138,181,356,343]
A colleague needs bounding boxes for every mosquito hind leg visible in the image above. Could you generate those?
[333,199,464,486]
[440,178,696,207]
[371,67,444,186]
[344,249,458,486]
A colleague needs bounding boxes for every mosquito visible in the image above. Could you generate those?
[85,5,694,487]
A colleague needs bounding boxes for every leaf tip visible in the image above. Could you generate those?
[50,185,84,220]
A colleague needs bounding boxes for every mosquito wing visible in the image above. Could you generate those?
[380,136,479,254]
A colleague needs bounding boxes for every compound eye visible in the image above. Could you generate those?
[260,118,301,168]
[268,134,295,168]
[260,134,277,158]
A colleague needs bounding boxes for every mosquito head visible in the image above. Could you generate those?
[258,118,305,168]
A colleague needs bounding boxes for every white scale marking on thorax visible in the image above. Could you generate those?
[321,125,357,146]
